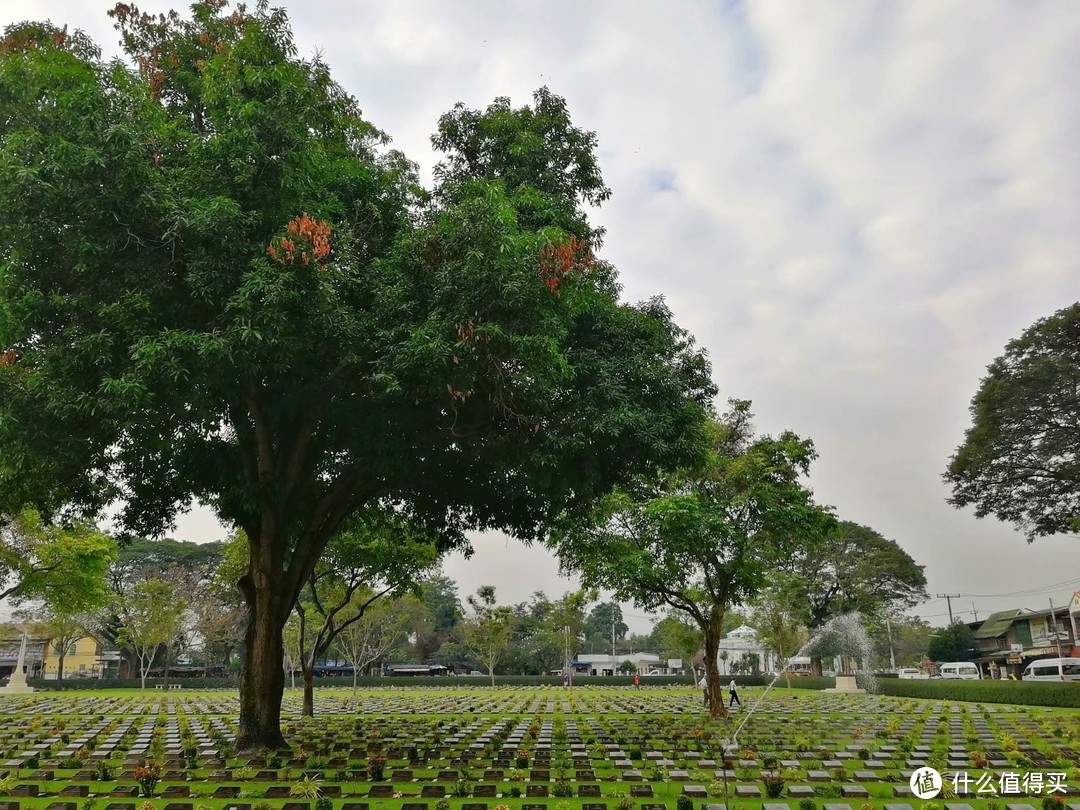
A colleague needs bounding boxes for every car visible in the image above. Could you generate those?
[1022,657,1080,682]
[938,662,981,680]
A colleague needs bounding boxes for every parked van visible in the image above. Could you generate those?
[1022,657,1080,682]
[938,662,981,680]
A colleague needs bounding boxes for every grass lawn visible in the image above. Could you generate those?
[0,685,1077,810]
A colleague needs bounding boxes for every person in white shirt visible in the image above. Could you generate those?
[728,678,741,708]
[698,675,708,707]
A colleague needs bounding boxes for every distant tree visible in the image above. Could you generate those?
[864,612,934,669]
[927,623,975,663]
[413,575,463,661]
[783,520,927,674]
[462,586,515,687]
[584,603,628,647]
[552,402,835,716]
[0,511,116,609]
[22,608,84,685]
[547,590,594,683]
[618,659,637,675]
[718,649,729,675]
[650,614,703,681]
[946,303,1080,540]
[291,510,445,715]
[117,579,187,689]
[337,594,424,688]
[749,576,808,687]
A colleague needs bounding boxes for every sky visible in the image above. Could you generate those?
[9,0,1080,636]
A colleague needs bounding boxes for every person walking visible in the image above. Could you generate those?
[633,674,641,690]
[728,678,741,708]
[699,674,709,708]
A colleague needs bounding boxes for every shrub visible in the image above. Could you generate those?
[798,800,816,810]
[762,772,786,799]
[676,797,694,810]
[315,800,333,810]
[290,775,323,799]
[553,779,574,798]
[435,802,450,810]
[616,797,635,810]
[1042,798,1065,810]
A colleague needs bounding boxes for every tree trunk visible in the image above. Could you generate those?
[302,666,315,717]
[352,666,358,692]
[702,607,727,718]
[57,653,65,687]
[163,644,170,690]
[237,571,289,752]
[810,656,823,676]
[489,666,495,688]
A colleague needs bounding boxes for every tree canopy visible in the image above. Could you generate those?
[781,519,927,670]
[927,622,975,663]
[551,401,835,715]
[946,303,1080,540]
[0,510,116,611]
[0,2,713,748]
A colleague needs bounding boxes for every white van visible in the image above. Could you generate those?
[1022,657,1080,682]
[938,662,981,680]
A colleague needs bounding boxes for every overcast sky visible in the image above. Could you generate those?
[11,0,1080,635]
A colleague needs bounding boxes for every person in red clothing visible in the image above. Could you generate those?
[633,674,640,689]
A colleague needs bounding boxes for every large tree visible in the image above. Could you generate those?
[946,303,1080,540]
[0,5,713,748]
[551,402,835,716]
[783,520,927,673]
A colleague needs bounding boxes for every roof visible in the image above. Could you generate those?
[973,609,1026,639]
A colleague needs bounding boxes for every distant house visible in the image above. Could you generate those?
[965,600,1077,678]
[573,653,682,676]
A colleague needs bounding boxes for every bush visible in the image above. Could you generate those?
[798,800,817,810]
[676,797,694,810]
[553,780,574,798]
[762,773,785,799]
[871,678,1080,708]
[315,799,333,810]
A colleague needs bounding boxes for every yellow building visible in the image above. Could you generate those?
[41,635,103,680]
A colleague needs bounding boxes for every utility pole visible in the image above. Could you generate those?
[937,593,961,624]
[972,602,979,622]
[885,613,896,670]
[611,603,617,663]
[1050,598,1064,671]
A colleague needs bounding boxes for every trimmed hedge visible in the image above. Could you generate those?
[872,677,1080,707]
[20,673,799,690]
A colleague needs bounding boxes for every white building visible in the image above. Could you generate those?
[716,626,776,674]
[573,652,683,676]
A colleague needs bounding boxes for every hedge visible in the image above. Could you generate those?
[16,673,801,690]
[870,677,1080,707]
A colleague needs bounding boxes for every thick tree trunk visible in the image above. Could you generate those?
[810,656,823,676]
[702,608,727,718]
[57,654,65,687]
[236,571,289,752]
